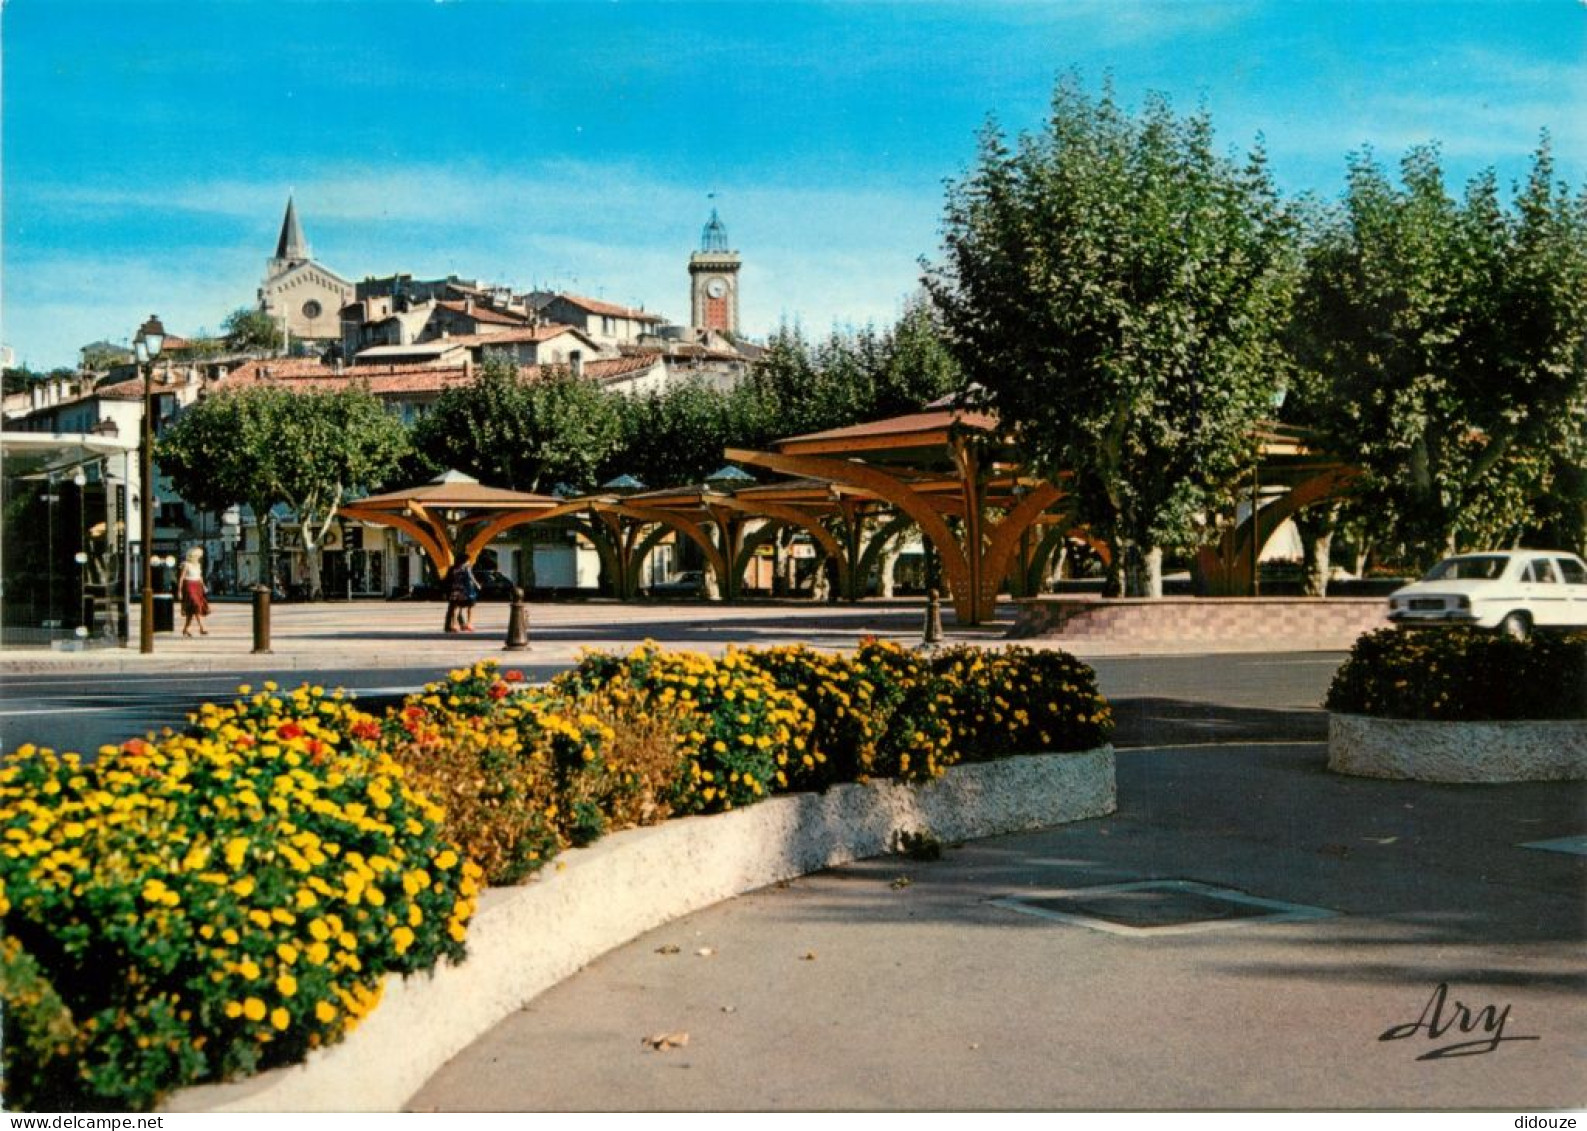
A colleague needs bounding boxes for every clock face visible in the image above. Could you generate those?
[705,277,728,299]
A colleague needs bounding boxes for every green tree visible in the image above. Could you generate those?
[411,360,625,493]
[223,307,284,354]
[1287,138,1587,568]
[159,384,407,598]
[926,75,1299,596]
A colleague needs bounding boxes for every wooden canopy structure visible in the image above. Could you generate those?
[728,403,1076,625]
[336,469,565,577]
[337,414,1357,617]
[1195,422,1360,595]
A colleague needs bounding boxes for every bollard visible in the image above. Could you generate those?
[503,587,531,651]
[251,584,272,654]
[920,588,944,649]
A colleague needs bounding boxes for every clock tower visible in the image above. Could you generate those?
[689,208,741,335]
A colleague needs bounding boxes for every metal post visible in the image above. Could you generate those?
[503,587,530,651]
[1250,461,1261,598]
[139,361,155,653]
[252,585,272,654]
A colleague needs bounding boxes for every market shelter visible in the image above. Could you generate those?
[728,402,1073,625]
[336,470,567,578]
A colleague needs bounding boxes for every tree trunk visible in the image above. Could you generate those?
[1108,531,1159,598]
[877,535,903,599]
[1142,545,1163,598]
[303,542,324,601]
[1292,504,1339,597]
[810,556,831,603]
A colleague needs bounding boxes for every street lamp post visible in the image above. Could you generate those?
[135,315,165,653]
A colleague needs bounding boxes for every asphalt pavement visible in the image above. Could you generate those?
[410,740,1586,1112]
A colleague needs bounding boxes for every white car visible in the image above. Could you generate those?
[1387,550,1587,639]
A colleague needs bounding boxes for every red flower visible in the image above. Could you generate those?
[488,682,509,700]
[350,720,381,742]
[278,721,305,740]
[504,670,524,683]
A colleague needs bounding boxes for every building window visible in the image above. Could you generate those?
[302,299,323,319]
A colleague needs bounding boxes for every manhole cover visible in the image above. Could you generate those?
[994,879,1337,937]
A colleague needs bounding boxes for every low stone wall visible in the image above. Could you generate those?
[1012,596,1388,651]
[1328,713,1587,782]
[165,747,1116,1114]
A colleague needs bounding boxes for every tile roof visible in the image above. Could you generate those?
[435,300,530,326]
[446,324,592,347]
[209,353,665,398]
[353,342,468,362]
[214,359,476,397]
[553,292,665,322]
[578,355,665,384]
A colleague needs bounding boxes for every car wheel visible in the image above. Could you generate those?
[1499,612,1530,642]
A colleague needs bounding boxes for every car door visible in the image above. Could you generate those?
[1554,556,1587,626]
[1524,556,1567,627]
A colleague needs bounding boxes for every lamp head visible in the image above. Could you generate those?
[135,315,166,361]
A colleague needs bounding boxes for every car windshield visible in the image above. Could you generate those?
[1422,555,1509,582]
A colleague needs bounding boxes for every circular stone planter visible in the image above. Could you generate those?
[165,747,1115,1114]
[1328,712,1587,783]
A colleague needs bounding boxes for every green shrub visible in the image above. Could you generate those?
[1325,628,1587,720]
[383,666,561,886]
[0,685,481,1111]
[735,644,878,788]
[553,644,815,813]
[539,683,691,844]
[851,638,957,781]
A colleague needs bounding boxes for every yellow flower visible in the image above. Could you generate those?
[315,1000,337,1024]
[271,1007,291,1030]
[224,837,250,869]
[277,973,298,997]
[243,997,266,1021]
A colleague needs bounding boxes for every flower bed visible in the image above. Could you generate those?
[1325,628,1587,781]
[2,644,1114,1111]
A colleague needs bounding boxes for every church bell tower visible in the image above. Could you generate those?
[689,208,741,335]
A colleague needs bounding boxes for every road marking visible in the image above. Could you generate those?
[1520,836,1587,857]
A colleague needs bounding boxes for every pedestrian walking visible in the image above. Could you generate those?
[445,559,480,633]
[178,547,210,637]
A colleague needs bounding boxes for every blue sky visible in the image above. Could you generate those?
[3,0,1583,371]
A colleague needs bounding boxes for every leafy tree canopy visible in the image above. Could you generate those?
[223,307,284,354]
[411,360,624,494]
[159,383,408,596]
[1286,137,1587,566]
[925,73,1299,595]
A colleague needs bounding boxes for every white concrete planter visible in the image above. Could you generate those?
[1328,713,1587,783]
[166,747,1115,1113]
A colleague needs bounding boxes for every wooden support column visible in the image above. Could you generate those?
[728,448,978,624]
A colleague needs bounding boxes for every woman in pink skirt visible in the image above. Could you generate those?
[178,546,210,636]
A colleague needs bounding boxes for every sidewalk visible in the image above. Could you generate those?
[0,597,1353,676]
[410,739,1587,1112]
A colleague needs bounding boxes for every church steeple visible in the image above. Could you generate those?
[275,195,308,263]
